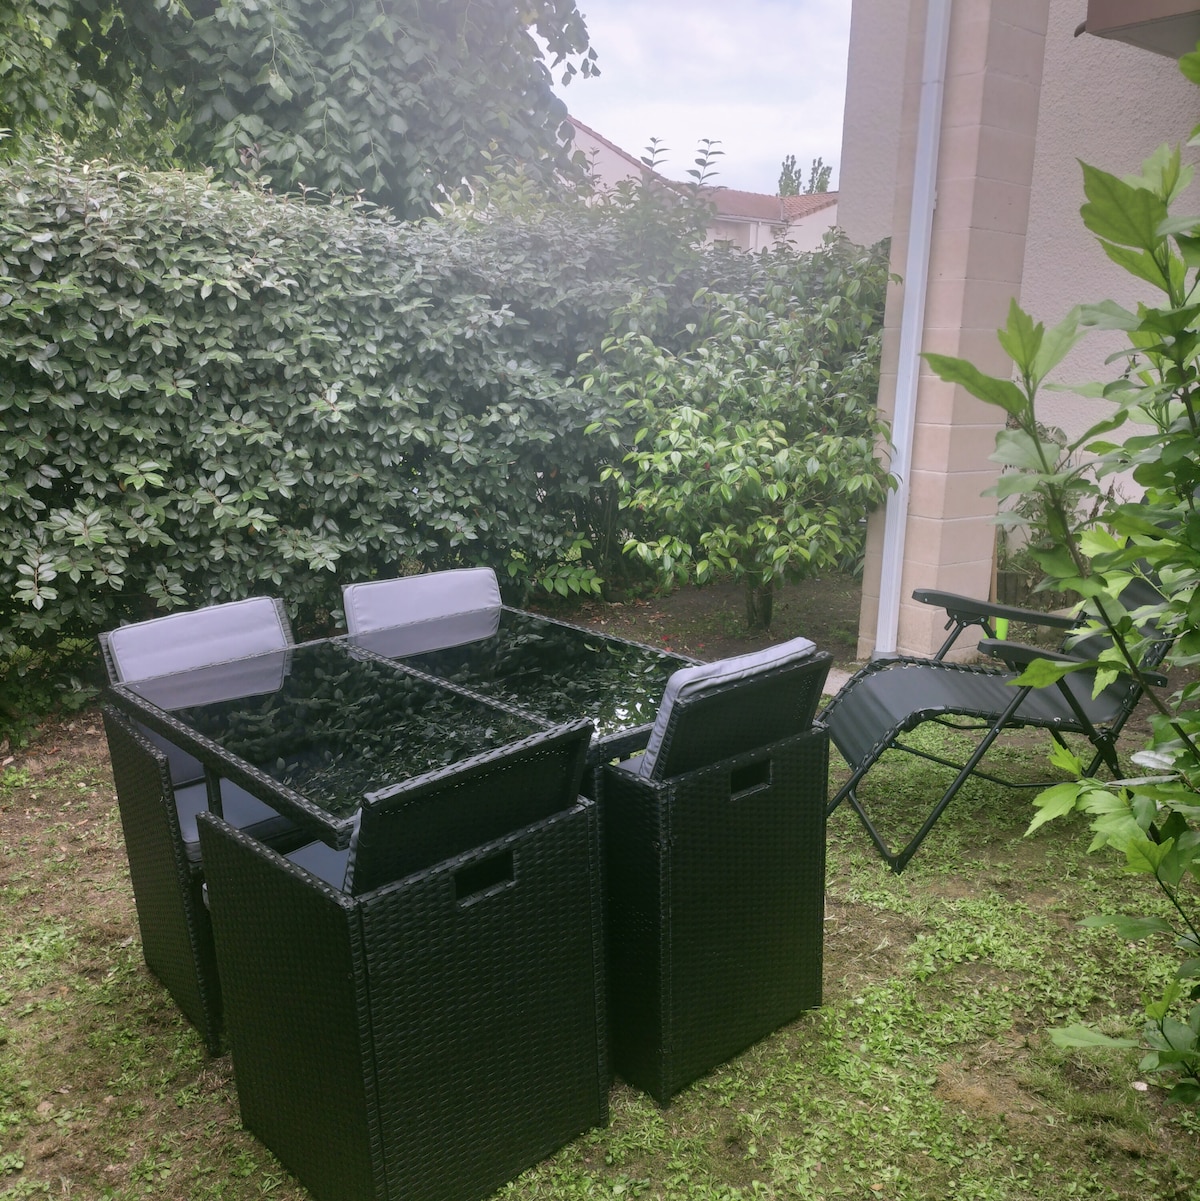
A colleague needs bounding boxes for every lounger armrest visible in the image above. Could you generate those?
[913,589,1077,631]
[977,639,1079,671]
[978,638,1170,688]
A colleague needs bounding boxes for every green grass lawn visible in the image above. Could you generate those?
[2,711,1198,1200]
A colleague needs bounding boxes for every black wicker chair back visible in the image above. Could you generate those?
[197,775,608,1201]
[602,724,829,1105]
[101,705,223,1053]
[645,651,832,780]
[350,719,593,893]
[599,647,833,1104]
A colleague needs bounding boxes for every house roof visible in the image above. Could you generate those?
[567,116,839,228]
[705,188,839,223]
[567,117,652,177]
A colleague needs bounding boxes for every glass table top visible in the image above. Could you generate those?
[347,607,692,742]
[115,639,541,822]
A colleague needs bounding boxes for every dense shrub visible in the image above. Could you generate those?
[0,147,889,725]
[0,0,598,220]
[581,238,894,624]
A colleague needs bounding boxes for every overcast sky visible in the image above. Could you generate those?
[553,0,853,196]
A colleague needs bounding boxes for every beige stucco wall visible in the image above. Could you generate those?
[708,205,839,253]
[855,0,1053,660]
[785,203,840,252]
[1020,3,1199,465]
[843,0,1199,661]
[568,126,646,190]
[837,0,911,247]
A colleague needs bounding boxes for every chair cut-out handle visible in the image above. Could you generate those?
[730,758,771,800]
[454,848,515,903]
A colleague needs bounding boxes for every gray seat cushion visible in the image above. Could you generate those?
[285,839,352,890]
[176,781,298,863]
[284,809,363,890]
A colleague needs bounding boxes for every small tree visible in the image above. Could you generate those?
[805,156,832,194]
[779,154,832,197]
[925,44,1200,1103]
[778,154,802,197]
[584,237,893,628]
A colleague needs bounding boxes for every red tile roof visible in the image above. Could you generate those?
[567,117,838,227]
[781,192,839,220]
[706,188,838,222]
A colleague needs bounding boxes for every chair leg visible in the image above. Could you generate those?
[829,689,1029,872]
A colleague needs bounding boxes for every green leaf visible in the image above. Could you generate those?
[1030,307,1082,382]
[991,429,1052,472]
[1157,214,1200,236]
[1027,781,1085,833]
[1119,833,1173,875]
[1097,240,1170,292]
[995,300,1043,376]
[922,353,1025,415]
[1013,658,1083,688]
[1173,234,1200,269]
[1048,742,1084,776]
[1079,914,1174,940]
[1078,300,1141,331]
[1167,1080,1200,1104]
[1050,1024,1139,1050]
[1081,162,1169,252]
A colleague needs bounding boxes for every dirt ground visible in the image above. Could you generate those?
[550,573,864,667]
[6,574,1200,1199]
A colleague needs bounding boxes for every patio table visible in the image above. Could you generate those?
[106,610,693,846]
[349,605,696,764]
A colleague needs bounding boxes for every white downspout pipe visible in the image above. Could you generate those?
[873,0,952,655]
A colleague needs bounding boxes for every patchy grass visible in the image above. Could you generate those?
[3,708,1199,1201]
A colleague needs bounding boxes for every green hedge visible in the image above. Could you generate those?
[0,153,662,654]
[0,148,888,721]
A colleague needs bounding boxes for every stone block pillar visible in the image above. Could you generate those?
[857,0,1052,660]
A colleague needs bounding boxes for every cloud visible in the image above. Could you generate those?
[559,0,851,193]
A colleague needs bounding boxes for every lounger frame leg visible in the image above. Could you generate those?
[827,687,1030,873]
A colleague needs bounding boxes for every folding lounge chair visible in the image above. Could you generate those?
[601,639,832,1104]
[197,721,607,1201]
[100,596,299,1051]
[821,583,1172,873]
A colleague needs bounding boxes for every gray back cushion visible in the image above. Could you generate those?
[638,637,819,779]
[105,597,291,683]
[342,568,502,654]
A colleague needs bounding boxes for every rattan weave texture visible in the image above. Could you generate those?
[198,798,608,1201]
[602,725,828,1105]
[101,705,223,1054]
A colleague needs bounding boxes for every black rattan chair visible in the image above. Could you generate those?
[101,706,223,1053]
[600,641,831,1105]
[100,598,300,1052]
[197,720,607,1201]
[822,583,1172,873]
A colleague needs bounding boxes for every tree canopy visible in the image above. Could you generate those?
[0,0,597,217]
[778,154,831,197]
